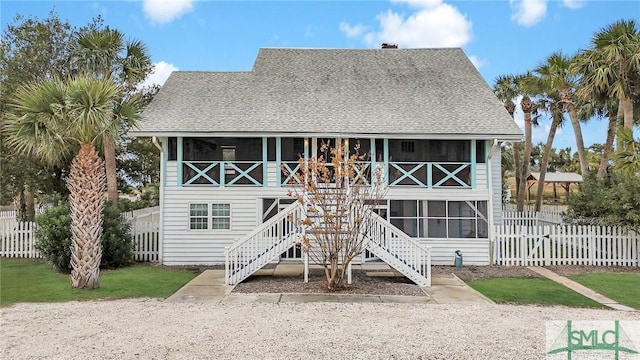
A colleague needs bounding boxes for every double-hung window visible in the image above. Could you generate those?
[189,203,231,230]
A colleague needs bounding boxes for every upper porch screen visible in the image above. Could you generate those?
[183,137,262,161]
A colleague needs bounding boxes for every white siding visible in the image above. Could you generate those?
[162,187,291,265]
[160,162,494,265]
[166,162,178,186]
[475,164,487,189]
[266,163,278,187]
[421,238,490,265]
[489,149,503,225]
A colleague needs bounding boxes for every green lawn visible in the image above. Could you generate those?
[0,257,198,306]
[466,277,603,308]
[569,273,640,309]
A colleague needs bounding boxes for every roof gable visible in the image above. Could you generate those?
[134,47,522,139]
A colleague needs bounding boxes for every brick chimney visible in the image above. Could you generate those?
[381,43,398,49]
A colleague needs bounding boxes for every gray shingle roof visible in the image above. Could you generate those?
[132,48,522,139]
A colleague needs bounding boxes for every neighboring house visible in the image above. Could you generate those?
[131,47,522,280]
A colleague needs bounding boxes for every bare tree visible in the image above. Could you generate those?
[284,140,387,290]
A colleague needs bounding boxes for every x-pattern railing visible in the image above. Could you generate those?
[389,162,470,188]
[183,161,263,186]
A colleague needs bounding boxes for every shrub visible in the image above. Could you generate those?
[565,173,640,233]
[35,202,134,273]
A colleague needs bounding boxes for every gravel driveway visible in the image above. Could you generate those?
[2,299,638,359]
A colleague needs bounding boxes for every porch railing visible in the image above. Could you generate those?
[225,202,305,285]
[182,161,263,186]
[280,160,471,188]
[389,162,471,187]
[366,212,432,286]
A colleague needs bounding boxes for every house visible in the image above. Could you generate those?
[130,47,522,284]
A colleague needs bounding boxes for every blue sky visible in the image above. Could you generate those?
[2,0,639,151]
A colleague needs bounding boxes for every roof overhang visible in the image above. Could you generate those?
[128,130,523,142]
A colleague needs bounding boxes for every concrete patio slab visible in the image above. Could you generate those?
[365,271,402,277]
[279,293,343,303]
[185,270,226,285]
[337,294,383,303]
[379,295,434,304]
[431,274,465,286]
[273,264,304,277]
[253,268,275,276]
[223,293,282,303]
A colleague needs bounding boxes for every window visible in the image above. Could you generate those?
[389,200,488,238]
[189,204,208,230]
[189,203,231,230]
[211,204,231,229]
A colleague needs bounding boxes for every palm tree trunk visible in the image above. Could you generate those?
[513,143,521,204]
[567,106,589,178]
[104,134,118,206]
[621,97,634,130]
[67,143,106,289]
[535,118,560,211]
[517,115,531,211]
[597,113,617,179]
[25,184,35,221]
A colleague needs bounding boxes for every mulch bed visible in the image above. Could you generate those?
[231,265,640,295]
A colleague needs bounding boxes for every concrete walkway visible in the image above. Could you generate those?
[165,265,494,304]
[528,266,636,312]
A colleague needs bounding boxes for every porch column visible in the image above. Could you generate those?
[370,138,376,185]
[471,139,477,189]
[383,139,389,186]
[177,137,183,187]
[276,137,282,187]
[262,137,268,187]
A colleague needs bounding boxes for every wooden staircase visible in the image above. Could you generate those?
[224,200,431,286]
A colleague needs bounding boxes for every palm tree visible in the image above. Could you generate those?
[532,94,564,211]
[578,97,618,178]
[493,75,523,205]
[573,20,640,133]
[531,52,590,178]
[614,128,640,178]
[4,76,121,289]
[517,90,535,211]
[72,27,152,205]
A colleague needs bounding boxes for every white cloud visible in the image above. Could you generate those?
[561,0,586,9]
[510,0,547,27]
[140,61,179,88]
[341,0,472,48]
[143,0,194,25]
[468,55,484,69]
[339,22,368,38]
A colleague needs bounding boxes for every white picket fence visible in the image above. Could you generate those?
[503,204,569,214]
[0,218,159,262]
[0,221,39,258]
[122,206,160,224]
[493,225,639,266]
[0,206,49,220]
[502,210,564,226]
